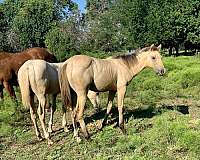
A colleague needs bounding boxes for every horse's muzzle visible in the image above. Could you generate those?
[157,68,166,76]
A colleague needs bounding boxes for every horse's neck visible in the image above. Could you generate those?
[129,55,146,77]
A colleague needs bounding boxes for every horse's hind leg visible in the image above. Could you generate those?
[62,105,69,133]
[3,81,16,98]
[100,91,116,129]
[71,93,81,142]
[48,94,56,133]
[77,91,89,139]
[29,95,42,140]
[30,107,42,141]
[37,94,53,145]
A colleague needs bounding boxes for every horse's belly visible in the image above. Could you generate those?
[46,79,60,94]
[91,80,117,92]
[91,73,117,91]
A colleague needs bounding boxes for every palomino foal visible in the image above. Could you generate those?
[59,44,165,141]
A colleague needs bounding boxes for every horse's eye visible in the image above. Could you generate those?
[152,56,156,60]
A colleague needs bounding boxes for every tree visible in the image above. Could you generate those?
[0,0,76,51]
[45,7,82,61]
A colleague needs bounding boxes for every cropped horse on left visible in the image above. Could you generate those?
[0,47,57,100]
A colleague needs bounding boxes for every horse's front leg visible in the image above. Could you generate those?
[117,86,126,134]
[100,91,116,129]
[48,94,57,133]
[87,91,100,112]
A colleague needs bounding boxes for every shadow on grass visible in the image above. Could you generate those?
[84,104,189,127]
[53,104,189,139]
[12,104,189,145]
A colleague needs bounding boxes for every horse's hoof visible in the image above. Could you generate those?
[48,128,53,133]
[64,127,70,133]
[98,127,103,132]
[98,120,106,131]
[48,139,54,146]
[84,133,90,140]
[37,135,43,141]
[120,126,127,135]
[98,123,103,130]
[76,136,82,143]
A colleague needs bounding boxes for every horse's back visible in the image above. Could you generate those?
[63,55,118,92]
[23,59,60,94]
[25,47,57,63]
[67,55,94,67]
[0,52,12,60]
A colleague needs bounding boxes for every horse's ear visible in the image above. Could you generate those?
[157,44,162,51]
[150,44,155,50]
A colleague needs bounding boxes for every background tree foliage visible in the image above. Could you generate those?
[0,0,200,58]
[0,0,76,53]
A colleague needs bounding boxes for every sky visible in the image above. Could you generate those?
[73,0,86,13]
[0,0,86,13]
[0,0,87,13]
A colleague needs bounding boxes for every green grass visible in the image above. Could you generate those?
[1,56,200,159]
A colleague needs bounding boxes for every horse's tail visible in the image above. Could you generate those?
[58,62,72,108]
[18,63,33,109]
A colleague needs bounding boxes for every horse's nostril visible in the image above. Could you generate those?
[161,68,165,75]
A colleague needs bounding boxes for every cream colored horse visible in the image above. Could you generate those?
[59,44,165,140]
[18,59,99,145]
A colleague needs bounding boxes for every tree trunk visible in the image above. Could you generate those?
[175,46,179,56]
[169,46,173,56]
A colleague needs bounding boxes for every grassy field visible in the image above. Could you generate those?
[1,56,200,159]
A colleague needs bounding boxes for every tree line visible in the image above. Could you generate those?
[0,0,199,60]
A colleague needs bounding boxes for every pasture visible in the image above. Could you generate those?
[1,56,200,160]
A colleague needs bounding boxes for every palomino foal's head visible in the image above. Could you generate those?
[139,44,165,76]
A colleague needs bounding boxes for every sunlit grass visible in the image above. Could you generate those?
[1,56,200,159]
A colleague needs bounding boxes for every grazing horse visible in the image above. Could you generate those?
[59,44,165,140]
[18,59,100,145]
[0,47,57,100]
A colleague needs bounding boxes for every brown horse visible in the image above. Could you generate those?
[59,44,165,141]
[0,47,57,99]
[0,52,12,60]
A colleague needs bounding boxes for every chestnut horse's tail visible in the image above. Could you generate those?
[18,62,33,109]
[58,62,72,108]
